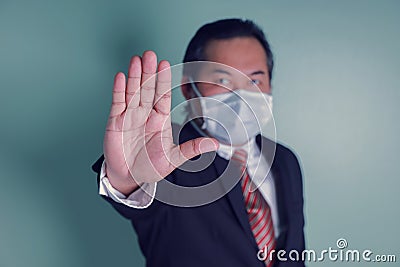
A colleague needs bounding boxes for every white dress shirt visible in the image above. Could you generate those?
[99,128,280,237]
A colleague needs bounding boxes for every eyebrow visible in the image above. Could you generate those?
[211,69,266,76]
[249,70,266,76]
[212,69,232,75]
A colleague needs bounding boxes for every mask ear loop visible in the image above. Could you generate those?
[188,77,208,130]
[188,77,203,97]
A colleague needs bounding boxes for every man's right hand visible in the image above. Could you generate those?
[103,51,219,196]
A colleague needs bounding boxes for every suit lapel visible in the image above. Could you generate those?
[270,162,288,249]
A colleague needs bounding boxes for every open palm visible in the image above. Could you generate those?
[103,51,218,196]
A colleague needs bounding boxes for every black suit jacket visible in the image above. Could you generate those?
[92,123,305,267]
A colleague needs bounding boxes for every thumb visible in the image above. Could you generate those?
[178,137,219,163]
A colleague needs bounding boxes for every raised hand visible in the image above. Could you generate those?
[103,51,219,196]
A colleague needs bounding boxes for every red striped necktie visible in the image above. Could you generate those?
[231,149,276,267]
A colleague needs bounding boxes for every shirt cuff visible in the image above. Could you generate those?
[98,161,156,209]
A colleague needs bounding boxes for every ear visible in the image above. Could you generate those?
[181,76,194,100]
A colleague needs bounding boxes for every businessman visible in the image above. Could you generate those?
[92,18,305,266]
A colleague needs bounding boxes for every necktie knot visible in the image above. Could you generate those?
[231,149,248,167]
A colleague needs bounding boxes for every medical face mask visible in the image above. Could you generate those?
[189,79,273,146]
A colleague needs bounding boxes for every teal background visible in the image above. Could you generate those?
[1,0,399,266]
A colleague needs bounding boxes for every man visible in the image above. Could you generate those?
[92,18,305,266]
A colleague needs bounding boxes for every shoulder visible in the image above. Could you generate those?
[257,135,301,168]
[275,141,301,168]
[268,138,304,203]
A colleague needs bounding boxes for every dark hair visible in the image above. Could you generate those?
[183,18,274,81]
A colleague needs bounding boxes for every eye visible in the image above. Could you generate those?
[250,79,261,85]
[217,78,231,86]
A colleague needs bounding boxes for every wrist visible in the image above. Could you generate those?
[104,163,139,196]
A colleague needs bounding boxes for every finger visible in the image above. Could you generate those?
[177,137,219,165]
[140,50,157,108]
[126,55,142,108]
[154,60,172,115]
[110,72,126,117]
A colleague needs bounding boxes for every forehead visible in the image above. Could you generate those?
[203,37,268,75]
